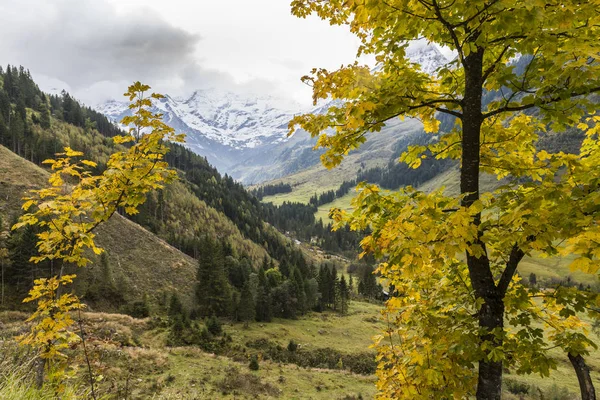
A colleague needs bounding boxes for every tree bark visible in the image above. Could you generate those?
[35,357,45,389]
[568,353,596,400]
[460,47,505,400]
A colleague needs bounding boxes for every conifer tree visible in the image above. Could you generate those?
[330,267,339,311]
[168,293,184,319]
[238,281,255,326]
[337,275,350,314]
[196,237,232,317]
[6,224,40,291]
[255,284,272,322]
[290,267,307,314]
[317,265,330,309]
[38,101,51,130]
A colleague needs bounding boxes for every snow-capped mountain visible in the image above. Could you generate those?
[406,44,449,75]
[97,89,311,175]
[97,44,449,183]
[98,89,301,150]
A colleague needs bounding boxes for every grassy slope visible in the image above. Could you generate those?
[313,165,598,286]
[314,192,356,222]
[0,125,283,305]
[0,303,380,399]
[229,301,382,354]
[142,179,271,266]
[0,144,197,305]
[2,298,597,399]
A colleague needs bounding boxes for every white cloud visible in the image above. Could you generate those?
[0,0,371,106]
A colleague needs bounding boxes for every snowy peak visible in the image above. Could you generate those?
[406,43,449,75]
[97,89,302,149]
[370,43,449,76]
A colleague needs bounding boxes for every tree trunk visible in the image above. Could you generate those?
[568,353,596,400]
[1,259,4,307]
[460,47,505,399]
[35,357,45,388]
[476,294,504,400]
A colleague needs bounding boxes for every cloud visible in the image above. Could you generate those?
[0,0,234,104]
[0,0,368,107]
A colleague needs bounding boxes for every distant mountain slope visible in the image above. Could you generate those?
[0,144,198,307]
[258,118,425,205]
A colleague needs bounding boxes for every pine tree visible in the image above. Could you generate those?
[330,267,339,311]
[290,267,307,314]
[257,266,267,288]
[255,285,272,322]
[317,265,329,309]
[358,265,378,299]
[9,111,25,155]
[248,354,259,371]
[238,281,255,326]
[279,258,290,278]
[99,252,114,291]
[196,237,232,317]
[168,293,184,319]
[337,275,350,314]
[7,224,39,291]
[38,101,51,129]
[0,112,8,148]
[271,281,297,319]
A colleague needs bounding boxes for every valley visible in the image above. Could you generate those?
[1,2,599,398]
[0,65,597,400]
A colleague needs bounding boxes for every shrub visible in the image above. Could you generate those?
[287,339,298,352]
[545,384,576,400]
[249,355,259,371]
[127,300,150,318]
[245,338,376,374]
[504,379,530,395]
[206,315,222,336]
[217,367,278,396]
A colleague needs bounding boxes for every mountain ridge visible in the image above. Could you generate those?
[96,44,449,183]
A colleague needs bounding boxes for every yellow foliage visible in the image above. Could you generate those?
[290,0,600,398]
[13,81,185,387]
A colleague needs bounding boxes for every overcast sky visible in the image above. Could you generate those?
[0,0,373,106]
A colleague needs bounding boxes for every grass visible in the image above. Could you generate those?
[2,293,599,399]
[160,348,376,399]
[314,192,356,223]
[228,301,382,354]
[0,303,379,400]
[519,253,599,286]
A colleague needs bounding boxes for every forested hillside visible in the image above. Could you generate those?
[0,76,382,400]
[0,67,368,325]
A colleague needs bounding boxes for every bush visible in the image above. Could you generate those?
[217,366,278,396]
[127,300,150,318]
[504,379,530,395]
[287,339,298,352]
[545,384,576,400]
[245,338,376,374]
[249,355,259,371]
[206,315,222,336]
